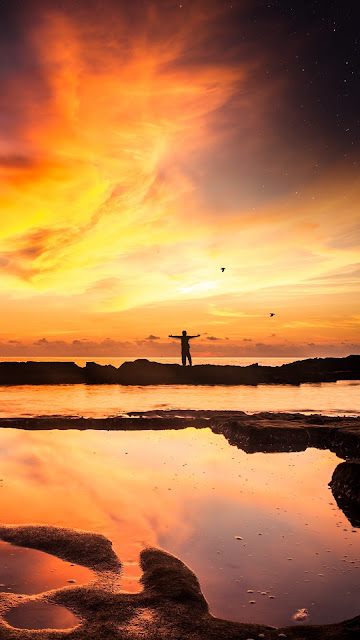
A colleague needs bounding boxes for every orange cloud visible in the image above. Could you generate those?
[0,2,358,349]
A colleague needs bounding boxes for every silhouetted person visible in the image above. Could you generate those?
[168,330,200,366]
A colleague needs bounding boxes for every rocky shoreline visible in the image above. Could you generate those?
[1,409,359,457]
[0,354,359,385]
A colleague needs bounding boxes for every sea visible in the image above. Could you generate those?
[0,355,359,417]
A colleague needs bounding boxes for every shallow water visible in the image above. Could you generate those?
[0,380,359,418]
[0,541,95,594]
[0,427,359,627]
[4,602,80,630]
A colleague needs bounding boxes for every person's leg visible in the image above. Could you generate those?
[188,352,192,366]
[182,350,186,366]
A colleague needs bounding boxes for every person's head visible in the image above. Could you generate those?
[182,330,187,335]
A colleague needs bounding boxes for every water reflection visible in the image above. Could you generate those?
[0,427,359,627]
[0,380,359,418]
[0,541,95,594]
[5,602,80,630]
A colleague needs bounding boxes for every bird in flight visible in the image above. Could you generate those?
[220,267,225,272]
[269,313,275,317]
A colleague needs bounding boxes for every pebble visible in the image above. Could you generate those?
[235,536,243,540]
[67,579,76,583]
[293,607,309,621]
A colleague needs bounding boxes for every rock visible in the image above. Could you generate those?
[0,361,86,385]
[329,460,360,526]
[0,355,358,385]
[292,607,309,621]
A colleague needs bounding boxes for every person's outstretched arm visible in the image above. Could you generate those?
[169,334,182,339]
[188,334,201,339]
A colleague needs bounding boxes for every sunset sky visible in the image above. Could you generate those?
[0,0,359,357]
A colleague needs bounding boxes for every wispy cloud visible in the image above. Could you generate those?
[209,306,261,318]
[0,1,358,349]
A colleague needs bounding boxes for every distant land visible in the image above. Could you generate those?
[0,355,358,386]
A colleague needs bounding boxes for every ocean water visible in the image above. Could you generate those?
[0,355,297,367]
[0,356,359,417]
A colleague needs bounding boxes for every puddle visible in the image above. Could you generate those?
[0,427,359,627]
[0,541,95,594]
[4,602,80,630]
[120,562,143,593]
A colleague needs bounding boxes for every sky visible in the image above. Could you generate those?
[0,0,359,358]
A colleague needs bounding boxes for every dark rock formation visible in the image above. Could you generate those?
[0,355,358,385]
[212,418,310,453]
[0,524,359,639]
[116,355,360,385]
[329,460,360,526]
[0,361,86,385]
[0,525,121,573]
[84,361,119,384]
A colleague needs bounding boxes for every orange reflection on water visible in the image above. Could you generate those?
[5,602,80,630]
[0,427,359,626]
[0,379,359,417]
[0,541,95,595]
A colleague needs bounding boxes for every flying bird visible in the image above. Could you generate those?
[220,267,225,272]
[269,313,275,317]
